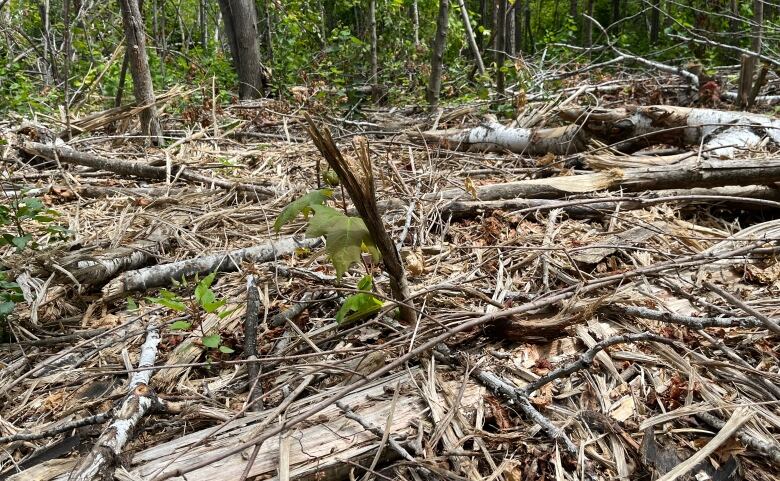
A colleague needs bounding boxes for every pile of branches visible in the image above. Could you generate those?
[0,82,779,481]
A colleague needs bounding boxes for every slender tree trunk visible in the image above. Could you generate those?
[217,0,266,99]
[427,0,449,108]
[738,0,764,109]
[369,0,378,84]
[39,0,54,84]
[317,0,327,45]
[524,4,533,53]
[584,0,593,49]
[750,0,763,55]
[611,0,620,30]
[199,0,207,47]
[650,0,660,44]
[569,0,577,17]
[412,0,420,46]
[506,5,514,54]
[495,0,506,94]
[515,0,523,53]
[116,0,145,108]
[458,0,485,74]
[119,0,163,145]
[63,0,71,136]
[479,0,491,49]
[264,1,274,63]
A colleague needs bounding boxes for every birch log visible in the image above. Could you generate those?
[422,106,780,157]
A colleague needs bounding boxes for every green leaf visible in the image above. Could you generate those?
[148,296,187,312]
[203,298,227,313]
[307,205,380,278]
[323,169,340,187]
[356,274,373,291]
[336,291,384,324]
[305,204,343,237]
[159,289,179,300]
[126,297,138,311]
[0,301,15,317]
[11,234,32,250]
[195,272,218,308]
[202,334,220,348]
[218,345,235,354]
[274,189,333,233]
[170,320,192,330]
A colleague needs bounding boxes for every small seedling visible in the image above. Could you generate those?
[275,189,384,323]
[148,272,236,354]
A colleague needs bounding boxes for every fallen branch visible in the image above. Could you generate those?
[102,236,321,297]
[19,141,276,197]
[68,325,162,481]
[431,159,780,201]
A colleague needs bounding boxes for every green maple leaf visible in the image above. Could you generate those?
[306,205,380,278]
[335,275,384,324]
[273,189,333,233]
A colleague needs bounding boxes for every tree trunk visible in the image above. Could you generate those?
[412,0,420,46]
[495,0,506,94]
[217,0,266,99]
[369,0,378,84]
[199,0,208,47]
[515,0,523,53]
[584,0,593,49]
[39,0,55,84]
[737,0,764,109]
[458,0,485,74]
[611,0,620,29]
[118,0,163,145]
[479,0,491,49]
[507,6,516,54]
[649,0,660,44]
[427,0,449,108]
[524,4,533,53]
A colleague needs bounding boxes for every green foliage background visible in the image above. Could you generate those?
[0,0,775,114]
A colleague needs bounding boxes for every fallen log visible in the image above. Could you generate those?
[14,370,482,481]
[18,142,276,197]
[68,325,162,481]
[102,236,322,298]
[421,105,780,157]
[429,158,780,201]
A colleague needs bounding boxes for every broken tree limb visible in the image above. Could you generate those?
[416,122,588,155]
[377,185,780,219]
[424,105,780,157]
[305,118,416,322]
[68,325,162,481]
[102,236,322,298]
[18,141,276,197]
[558,105,780,155]
[429,158,780,201]
[49,231,172,286]
[43,370,481,481]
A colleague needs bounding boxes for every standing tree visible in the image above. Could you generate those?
[649,0,660,44]
[738,0,764,109]
[457,0,485,75]
[217,0,267,99]
[495,0,506,94]
[118,0,163,145]
[427,0,449,108]
[369,0,378,85]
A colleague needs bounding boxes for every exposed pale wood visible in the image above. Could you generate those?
[33,370,481,481]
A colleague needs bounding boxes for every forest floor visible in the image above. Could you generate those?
[1,72,780,481]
